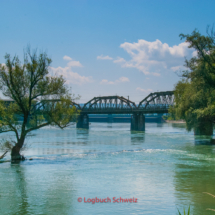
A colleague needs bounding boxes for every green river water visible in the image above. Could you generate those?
[0,122,215,215]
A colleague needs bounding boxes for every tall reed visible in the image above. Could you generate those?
[177,206,190,215]
[203,192,215,212]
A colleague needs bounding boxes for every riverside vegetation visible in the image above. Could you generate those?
[0,47,78,160]
[169,26,215,136]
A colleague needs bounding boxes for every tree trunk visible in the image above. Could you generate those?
[11,139,25,161]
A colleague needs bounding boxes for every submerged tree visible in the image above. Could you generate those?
[170,27,215,135]
[0,48,78,160]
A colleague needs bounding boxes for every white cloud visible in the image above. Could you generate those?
[170,66,184,72]
[113,39,195,75]
[97,55,113,60]
[100,76,130,85]
[63,55,72,61]
[63,55,83,67]
[67,60,82,67]
[192,50,198,57]
[152,72,161,77]
[136,87,153,92]
[49,56,92,85]
[113,57,126,63]
[100,79,114,85]
[50,66,93,85]
[117,76,129,83]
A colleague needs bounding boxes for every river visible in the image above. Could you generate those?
[0,123,215,215]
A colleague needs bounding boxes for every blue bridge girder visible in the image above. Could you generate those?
[76,91,174,114]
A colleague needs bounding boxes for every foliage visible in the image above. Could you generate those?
[162,111,180,121]
[162,115,168,120]
[0,139,15,151]
[177,206,190,215]
[170,26,215,132]
[0,47,79,158]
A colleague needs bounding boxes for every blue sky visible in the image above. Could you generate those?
[0,0,214,103]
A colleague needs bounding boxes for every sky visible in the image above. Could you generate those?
[0,0,214,103]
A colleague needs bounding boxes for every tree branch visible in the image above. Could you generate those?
[0,151,8,160]
[25,121,51,134]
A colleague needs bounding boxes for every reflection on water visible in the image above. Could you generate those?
[0,165,30,215]
[194,135,214,145]
[76,129,89,136]
[13,166,29,215]
[130,131,145,144]
[107,122,113,128]
[0,122,215,215]
[174,164,215,214]
[1,162,76,215]
[174,141,215,214]
[156,122,164,127]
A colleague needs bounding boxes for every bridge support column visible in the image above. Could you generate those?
[131,113,145,131]
[77,114,89,129]
[157,114,164,123]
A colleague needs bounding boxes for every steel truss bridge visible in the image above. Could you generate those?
[1,91,174,131]
[70,91,174,114]
[72,91,174,131]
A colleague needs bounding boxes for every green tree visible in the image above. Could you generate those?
[170,27,215,135]
[0,48,78,160]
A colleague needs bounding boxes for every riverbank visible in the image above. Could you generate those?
[165,120,186,123]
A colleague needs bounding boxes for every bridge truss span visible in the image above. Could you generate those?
[81,96,137,114]
[137,91,174,111]
[76,91,175,130]
[79,91,174,114]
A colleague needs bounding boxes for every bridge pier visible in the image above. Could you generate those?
[157,114,164,123]
[131,113,145,131]
[77,114,89,129]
